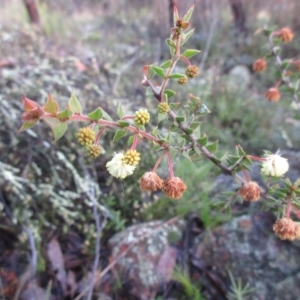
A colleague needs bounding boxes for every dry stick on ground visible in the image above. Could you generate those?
[73,215,181,300]
[78,158,107,300]
[268,34,300,111]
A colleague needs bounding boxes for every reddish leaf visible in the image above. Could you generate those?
[22,106,44,122]
[22,96,39,113]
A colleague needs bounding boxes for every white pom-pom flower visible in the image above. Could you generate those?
[106,152,136,179]
[261,153,289,177]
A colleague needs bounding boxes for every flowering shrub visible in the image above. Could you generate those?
[19,5,300,241]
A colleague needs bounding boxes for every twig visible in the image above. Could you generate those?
[24,227,38,279]
[112,51,144,93]
[73,215,181,300]
[146,76,233,175]
[199,0,217,70]
[78,158,105,300]
[268,34,300,111]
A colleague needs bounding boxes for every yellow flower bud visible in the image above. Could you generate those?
[76,127,95,146]
[124,149,140,166]
[134,109,150,126]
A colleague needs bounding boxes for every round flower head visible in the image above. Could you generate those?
[261,153,289,177]
[106,152,136,179]
[238,181,261,202]
[273,218,300,240]
[277,27,294,43]
[76,127,95,146]
[139,172,164,192]
[265,88,280,102]
[162,177,187,199]
[123,149,140,166]
[87,144,102,158]
[158,102,170,114]
[253,58,267,72]
[185,65,199,78]
[134,109,150,126]
[177,76,188,85]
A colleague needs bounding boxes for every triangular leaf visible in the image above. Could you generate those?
[44,94,59,114]
[160,60,172,69]
[57,108,73,120]
[198,135,208,146]
[88,107,103,121]
[68,93,82,114]
[182,49,201,59]
[164,89,176,98]
[127,135,134,146]
[113,129,127,141]
[180,28,195,47]
[22,96,39,113]
[18,120,38,133]
[118,121,130,127]
[151,66,166,78]
[206,140,218,153]
[182,4,195,22]
[43,116,60,128]
[52,122,68,141]
[117,103,124,119]
[169,73,186,79]
[101,109,113,121]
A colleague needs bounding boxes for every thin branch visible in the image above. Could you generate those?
[199,0,217,70]
[78,158,106,300]
[73,215,181,300]
[268,34,300,111]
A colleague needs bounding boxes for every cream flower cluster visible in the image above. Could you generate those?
[261,153,289,177]
[106,152,136,179]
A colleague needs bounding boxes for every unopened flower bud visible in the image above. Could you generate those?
[273,217,299,240]
[277,27,294,43]
[253,58,267,72]
[134,109,150,126]
[158,102,170,114]
[139,172,164,192]
[265,88,280,102]
[76,127,95,146]
[87,144,102,158]
[177,76,188,85]
[238,181,261,202]
[185,65,199,78]
[124,149,140,166]
[162,177,187,199]
[261,153,289,177]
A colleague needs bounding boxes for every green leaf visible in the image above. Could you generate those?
[88,107,103,121]
[44,94,59,114]
[68,93,82,114]
[169,73,186,79]
[113,129,127,141]
[18,120,38,133]
[164,89,176,98]
[160,60,172,69]
[185,127,193,134]
[190,122,201,130]
[117,103,124,119]
[101,109,113,121]
[118,121,130,127]
[176,116,185,122]
[198,104,211,116]
[152,127,158,137]
[281,60,290,70]
[57,108,73,120]
[158,113,168,123]
[180,28,194,46]
[127,135,134,146]
[182,151,191,162]
[166,38,175,55]
[182,49,201,59]
[52,122,68,141]
[182,4,195,22]
[151,66,166,78]
[43,116,60,128]
[198,135,208,146]
[206,140,218,153]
